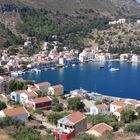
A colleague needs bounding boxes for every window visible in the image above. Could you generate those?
[60,123,62,127]
[12,96,15,99]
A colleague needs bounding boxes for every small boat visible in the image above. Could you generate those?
[72,64,76,67]
[100,66,104,69]
[33,68,41,73]
[11,71,19,77]
[109,68,120,72]
[51,67,55,70]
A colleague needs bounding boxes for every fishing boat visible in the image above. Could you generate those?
[109,68,120,72]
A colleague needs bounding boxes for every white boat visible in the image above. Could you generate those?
[11,71,19,77]
[33,68,41,73]
[17,71,23,75]
[109,68,120,72]
[72,64,76,67]
[51,67,55,70]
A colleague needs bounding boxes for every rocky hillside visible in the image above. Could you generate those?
[0,0,140,54]
[0,0,140,17]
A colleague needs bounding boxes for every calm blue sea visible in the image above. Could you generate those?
[22,62,140,99]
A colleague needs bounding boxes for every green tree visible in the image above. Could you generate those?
[95,100,102,105]
[9,80,28,92]
[47,113,62,126]
[67,97,85,111]
[52,103,63,112]
[126,123,140,133]
[0,101,7,110]
[121,109,136,123]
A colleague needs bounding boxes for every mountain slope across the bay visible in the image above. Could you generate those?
[12,0,140,17]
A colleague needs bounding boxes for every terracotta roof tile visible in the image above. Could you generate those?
[3,107,29,117]
[30,96,52,103]
[111,101,126,107]
[26,91,37,97]
[88,123,113,134]
[52,84,63,89]
[66,111,86,124]
[95,104,108,109]
[126,100,140,105]
[115,107,125,113]
[36,82,50,87]
[15,90,27,95]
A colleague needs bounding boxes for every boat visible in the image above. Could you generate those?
[33,68,41,73]
[109,68,120,72]
[100,66,104,69]
[72,64,76,67]
[51,67,55,70]
[11,71,19,77]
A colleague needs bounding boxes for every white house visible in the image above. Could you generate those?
[59,57,67,65]
[48,84,64,96]
[90,104,109,115]
[20,91,38,105]
[132,54,140,63]
[110,101,129,113]
[0,107,29,121]
[113,107,125,121]
[79,49,94,62]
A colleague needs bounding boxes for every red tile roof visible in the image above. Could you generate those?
[88,123,113,134]
[126,100,140,105]
[26,91,37,97]
[111,101,126,107]
[30,96,52,103]
[115,107,125,113]
[95,104,108,109]
[66,111,86,124]
[3,107,29,117]
[52,84,63,89]
[36,82,50,87]
[15,90,27,95]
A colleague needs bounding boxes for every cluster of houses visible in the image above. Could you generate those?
[0,74,140,140]
[0,79,64,118]
[109,18,140,25]
[1,40,140,74]
[90,99,140,121]
[52,111,113,140]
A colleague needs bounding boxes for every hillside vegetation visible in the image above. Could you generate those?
[0,0,140,54]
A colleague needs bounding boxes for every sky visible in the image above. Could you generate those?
[137,0,140,3]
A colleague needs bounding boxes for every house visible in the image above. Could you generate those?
[79,49,94,63]
[113,107,125,121]
[28,96,52,110]
[48,84,64,96]
[120,54,132,61]
[59,57,67,65]
[132,54,140,63]
[52,111,87,140]
[125,99,140,108]
[10,90,27,102]
[90,104,109,115]
[86,123,113,137]
[35,82,51,94]
[0,107,29,121]
[20,91,38,105]
[110,101,129,113]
